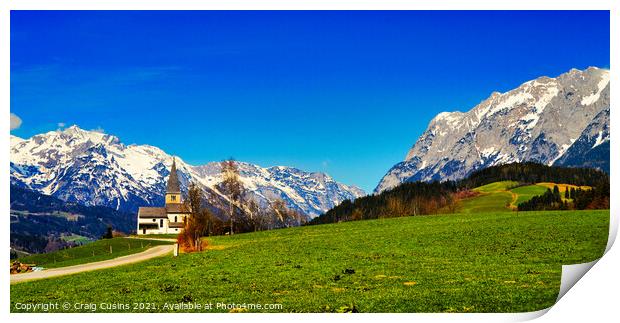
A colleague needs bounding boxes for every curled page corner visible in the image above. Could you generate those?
[556,259,599,302]
[517,259,602,321]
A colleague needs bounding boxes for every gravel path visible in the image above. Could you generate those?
[10,245,173,284]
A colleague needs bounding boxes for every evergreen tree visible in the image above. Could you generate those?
[101,225,113,239]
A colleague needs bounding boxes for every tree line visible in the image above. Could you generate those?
[309,181,458,225]
[518,180,610,211]
[459,162,608,188]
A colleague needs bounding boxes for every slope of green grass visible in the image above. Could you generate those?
[459,191,513,213]
[11,210,608,313]
[461,181,583,212]
[458,181,519,213]
[60,234,93,245]
[15,238,173,269]
[510,185,549,206]
[473,181,519,193]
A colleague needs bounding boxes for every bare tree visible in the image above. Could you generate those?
[270,198,303,228]
[220,158,242,235]
[246,199,261,231]
[180,181,211,251]
[271,199,287,226]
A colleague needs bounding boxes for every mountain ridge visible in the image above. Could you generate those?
[375,67,610,193]
[10,126,365,218]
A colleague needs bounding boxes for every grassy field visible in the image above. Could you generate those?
[60,234,93,245]
[459,181,588,212]
[510,185,549,206]
[474,181,519,193]
[11,210,608,313]
[458,181,518,213]
[15,238,173,269]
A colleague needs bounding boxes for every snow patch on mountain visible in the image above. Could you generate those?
[581,71,610,105]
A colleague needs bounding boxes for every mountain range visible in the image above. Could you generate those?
[375,67,610,193]
[10,126,365,218]
[10,67,610,220]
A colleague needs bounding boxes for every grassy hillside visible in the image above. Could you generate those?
[11,210,608,313]
[474,181,519,193]
[15,238,173,269]
[459,181,517,213]
[458,181,591,213]
[510,185,549,206]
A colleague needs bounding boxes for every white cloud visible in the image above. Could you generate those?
[57,122,66,128]
[92,126,105,133]
[10,113,22,130]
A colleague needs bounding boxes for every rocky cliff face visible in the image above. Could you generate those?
[376,67,610,193]
[553,108,610,173]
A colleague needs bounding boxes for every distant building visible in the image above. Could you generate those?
[137,158,190,235]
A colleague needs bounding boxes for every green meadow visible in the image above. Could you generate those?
[459,181,518,213]
[511,185,549,206]
[15,237,173,269]
[11,210,608,313]
[459,181,586,212]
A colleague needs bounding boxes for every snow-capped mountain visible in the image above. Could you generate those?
[376,67,610,193]
[10,126,365,217]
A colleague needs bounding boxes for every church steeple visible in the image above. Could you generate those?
[165,158,181,204]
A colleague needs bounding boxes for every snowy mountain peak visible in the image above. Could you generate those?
[11,127,365,217]
[377,67,610,193]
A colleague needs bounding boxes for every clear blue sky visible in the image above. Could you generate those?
[11,11,610,192]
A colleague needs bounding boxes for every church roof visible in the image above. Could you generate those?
[166,158,181,193]
[138,207,167,218]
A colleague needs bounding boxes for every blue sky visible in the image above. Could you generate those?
[11,11,610,192]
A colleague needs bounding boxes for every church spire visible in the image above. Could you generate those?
[166,157,181,194]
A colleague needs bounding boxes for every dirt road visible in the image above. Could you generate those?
[10,244,173,284]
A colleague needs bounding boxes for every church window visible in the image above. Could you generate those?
[175,216,178,222]
[160,219,164,227]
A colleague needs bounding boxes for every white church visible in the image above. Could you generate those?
[137,158,191,235]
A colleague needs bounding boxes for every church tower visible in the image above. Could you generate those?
[137,157,190,235]
[165,158,182,205]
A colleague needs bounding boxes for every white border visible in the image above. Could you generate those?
[1,1,616,322]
